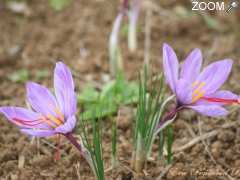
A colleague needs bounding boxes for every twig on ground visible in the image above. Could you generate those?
[183,121,196,138]
[173,130,218,153]
[74,162,81,180]
[104,166,114,173]
[197,118,236,180]
[40,139,68,156]
[119,161,137,176]
[156,164,172,180]
[174,121,238,153]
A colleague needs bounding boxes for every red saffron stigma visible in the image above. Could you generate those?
[201,97,240,104]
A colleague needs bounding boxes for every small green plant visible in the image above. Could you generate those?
[49,0,71,11]
[131,68,174,172]
[78,73,138,120]
[8,69,29,83]
[79,114,105,180]
[78,72,138,168]
[35,69,49,80]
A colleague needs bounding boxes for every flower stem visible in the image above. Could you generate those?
[155,106,183,134]
[64,133,83,156]
[64,133,98,178]
[123,0,129,10]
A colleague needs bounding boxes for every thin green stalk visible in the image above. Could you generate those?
[79,113,105,180]
[158,131,165,160]
[132,67,168,172]
[165,125,174,164]
[111,117,117,167]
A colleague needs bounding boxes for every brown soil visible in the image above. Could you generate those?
[0,0,240,179]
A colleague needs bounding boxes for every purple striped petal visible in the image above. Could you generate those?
[176,79,192,105]
[208,90,238,99]
[55,116,76,134]
[196,59,233,94]
[21,129,56,137]
[0,106,50,129]
[27,82,58,117]
[180,48,202,83]
[188,105,228,117]
[163,43,179,93]
[54,62,77,119]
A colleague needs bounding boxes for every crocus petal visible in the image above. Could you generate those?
[55,116,76,134]
[110,13,123,49]
[180,48,202,83]
[27,82,58,117]
[0,106,50,129]
[128,0,140,51]
[188,105,228,117]
[163,43,179,93]
[175,79,192,105]
[208,90,238,99]
[21,129,56,137]
[54,62,77,119]
[196,59,233,94]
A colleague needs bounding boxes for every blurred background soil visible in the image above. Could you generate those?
[0,0,240,179]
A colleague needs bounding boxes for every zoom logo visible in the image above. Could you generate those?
[191,0,239,12]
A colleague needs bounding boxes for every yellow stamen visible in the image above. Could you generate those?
[54,107,64,122]
[41,116,57,128]
[191,81,206,103]
[191,81,199,88]
[47,114,63,126]
[47,102,64,122]
[192,90,205,103]
[192,82,205,96]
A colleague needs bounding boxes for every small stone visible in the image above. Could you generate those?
[225,149,233,161]
[179,110,196,121]
[117,107,133,130]
[217,130,235,142]
[211,141,222,149]
[191,143,203,156]
[211,141,222,158]
[235,160,240,166]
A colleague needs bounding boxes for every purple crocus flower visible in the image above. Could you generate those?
[0,62,77,137]
[128,0,140,52]
[109,0,129,76]
[162,43,238,117]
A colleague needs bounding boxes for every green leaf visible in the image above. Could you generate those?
[79,73,138,120]
[121,24,129,38]
[165,125,174,164]
[81,101,117,120]
[158,131,165,161]
[35,70,49,80]
[201,14,220,30]
[99,81,116,101]
[49,0,71,11]
[8,69,29,83]
[78,86,99,104]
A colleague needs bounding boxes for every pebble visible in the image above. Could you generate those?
[211,141,223,159]
[225,149,233,161]
[217,130,235,142]
[235,160,240,166]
